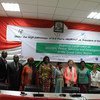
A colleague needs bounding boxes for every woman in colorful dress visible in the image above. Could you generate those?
[39,56,52,92]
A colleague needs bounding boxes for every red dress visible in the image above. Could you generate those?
[21,65,33,89]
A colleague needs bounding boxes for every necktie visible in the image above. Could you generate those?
[4,59,7,69]
[4,59,7,64]
[15,63,19,71]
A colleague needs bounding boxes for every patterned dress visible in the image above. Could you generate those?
[39,63,52,92]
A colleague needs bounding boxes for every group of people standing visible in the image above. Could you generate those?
[0,51,37,91]
[0,51,100,93]
[54,60,100,93]
[39,58,100,93]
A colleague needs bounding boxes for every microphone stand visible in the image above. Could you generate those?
[33,78,44,97]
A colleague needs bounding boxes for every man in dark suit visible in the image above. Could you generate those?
[0,51,8,83]
[8,55,23,90]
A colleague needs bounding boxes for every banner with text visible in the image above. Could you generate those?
[7,25,100,63]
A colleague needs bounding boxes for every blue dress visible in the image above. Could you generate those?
[55,68,64,93]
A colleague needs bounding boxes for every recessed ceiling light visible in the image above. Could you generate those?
[87,12,100,19]
[94,13,100,19]
[1,3,20,11]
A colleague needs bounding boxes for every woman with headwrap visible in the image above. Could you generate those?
[39,56,52,92]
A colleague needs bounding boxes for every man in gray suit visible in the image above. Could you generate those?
[8,55,23,90]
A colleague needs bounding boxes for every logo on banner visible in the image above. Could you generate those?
[18,29,23,34]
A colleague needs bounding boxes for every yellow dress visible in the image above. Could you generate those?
[39,63,52,92]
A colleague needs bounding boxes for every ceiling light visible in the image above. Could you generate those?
[87,12,100,19]
[87,12,98,19]
[1,3,20,11]
[94,13,100,19]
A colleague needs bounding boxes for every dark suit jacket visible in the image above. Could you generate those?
[0,57,8,83]
[8,62,23,90]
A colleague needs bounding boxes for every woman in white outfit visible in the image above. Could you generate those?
[90,64,100,88]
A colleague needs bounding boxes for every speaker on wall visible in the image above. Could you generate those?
[54,21,64,33]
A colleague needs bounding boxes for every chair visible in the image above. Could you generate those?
[62,86,80,93]
[24,85,43,92]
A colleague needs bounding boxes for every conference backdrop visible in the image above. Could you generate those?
[7,25,100,63]
[0,17,100,65]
